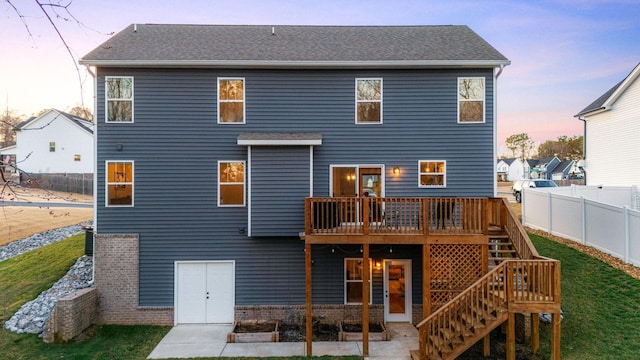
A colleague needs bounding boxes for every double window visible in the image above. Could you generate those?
[458,77,485,123]
[106,76,134,123]
[345,258,372,304]
[218,78,245,123]
[419,160,446,187]
[218,161,245,206]
[106,161,134,206]
[356,78,382,124]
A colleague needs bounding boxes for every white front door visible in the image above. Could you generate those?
[384,259,412,322]
[175,261,235,324]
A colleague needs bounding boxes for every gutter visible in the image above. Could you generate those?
[577,116,587,184]
[78,59,512,69]
[84,65,97,286]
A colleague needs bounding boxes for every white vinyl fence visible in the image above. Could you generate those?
[522,185,640,267]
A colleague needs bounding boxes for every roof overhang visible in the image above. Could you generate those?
[237,132,323,146]
[80,59,511,69]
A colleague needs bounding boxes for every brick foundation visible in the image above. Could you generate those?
[236,304,424,325]
[94,233,173,325]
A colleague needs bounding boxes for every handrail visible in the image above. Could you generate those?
[490,198,539,259]
[416,259,560,359]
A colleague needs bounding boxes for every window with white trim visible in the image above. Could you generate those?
[356,78,382,124]
[106,76,134,122]
[49,142,55,152]
[218,161,245,206]
[106,161,134,206]
[419,160,446,187]
[218,78,245,123]
[458,77,485,123]
[345,258,372,304]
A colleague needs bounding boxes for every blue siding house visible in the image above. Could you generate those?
[81,24,561,358]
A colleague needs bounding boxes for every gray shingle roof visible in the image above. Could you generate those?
[81,24,509,68]
[575,80,623,117]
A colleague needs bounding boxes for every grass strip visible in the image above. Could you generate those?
[0,234,84,318]
[532,233,640,360]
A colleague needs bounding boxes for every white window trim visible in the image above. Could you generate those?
[418,160,447,188]
[344,258,373,305]
[355,78,383,124]
[217,160,246,207]
[105,160,134,207]
[105,76,134,123]
[457,77,485,124]
[217,77,246,124]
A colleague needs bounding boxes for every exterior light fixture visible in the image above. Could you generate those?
[393,167,400,176]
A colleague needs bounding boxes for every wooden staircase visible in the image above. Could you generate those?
[411,199,562,360]
[488,226,516,269]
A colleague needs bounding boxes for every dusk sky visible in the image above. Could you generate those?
[1,0,639,154]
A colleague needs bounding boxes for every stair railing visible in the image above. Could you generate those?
[416,258,560,360]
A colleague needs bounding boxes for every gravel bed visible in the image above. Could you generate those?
[0,223,86,262]
[1,223,93,336]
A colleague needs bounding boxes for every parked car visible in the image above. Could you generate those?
[513,179,558,203]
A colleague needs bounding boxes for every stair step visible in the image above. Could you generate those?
[429,335,453,353]
[489,249,516,253]
[460,313,486,329]
[440,327,464,344]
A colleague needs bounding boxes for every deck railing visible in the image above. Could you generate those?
[488,198,540,260]
[305,197,487,236]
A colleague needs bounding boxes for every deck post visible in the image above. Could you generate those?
[422,244,430,318]
[507,312,515,360]
[532,313,540,353]
[483,334,491,357]
[362,243,370,357]
[551,312,561,360]
[305,243,312,357]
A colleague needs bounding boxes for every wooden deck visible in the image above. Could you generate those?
[302,197,561,360]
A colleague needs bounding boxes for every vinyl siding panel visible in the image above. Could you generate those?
[585,76,640,186]
[95,67,496,307]
[250,146,310,236]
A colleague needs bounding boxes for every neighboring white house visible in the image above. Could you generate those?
[11,109,94,175]
[497,158,524,181]
[575,62,640,186]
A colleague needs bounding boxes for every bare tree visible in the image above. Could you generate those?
[68,106,93,121]
[0,109,20,148]
[505,133,535,163]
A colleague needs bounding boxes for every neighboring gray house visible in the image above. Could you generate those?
[551,159,575,181]
[527,156,560,180]
[80,24,512,330]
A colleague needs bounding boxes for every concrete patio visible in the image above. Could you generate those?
[148,322,418,359]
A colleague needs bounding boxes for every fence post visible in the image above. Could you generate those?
[581,197,587,245]
[548,192,553,235]
[624,206,630,264]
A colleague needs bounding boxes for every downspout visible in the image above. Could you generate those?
[85,65,97,286]
[577,116,587,185]
[493,64,507,197]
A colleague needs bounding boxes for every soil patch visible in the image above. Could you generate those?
[457,328,545,360]
[278,323,339,342]
[340,323,385,333]
[234,321,277,333]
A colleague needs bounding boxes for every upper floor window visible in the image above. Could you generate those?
[49,142,55,152]
[218,78,245,124]
[419,160,446,187]
[218,161,245,206]
[106,161,134,206]
[458,77,485,123]
[106,76,134,123]
[356,78,382,124]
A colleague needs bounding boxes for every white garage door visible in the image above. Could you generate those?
[175,261,235,324]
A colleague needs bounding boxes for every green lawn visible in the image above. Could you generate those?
[1,233,639,359]
[532,234,640,360]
